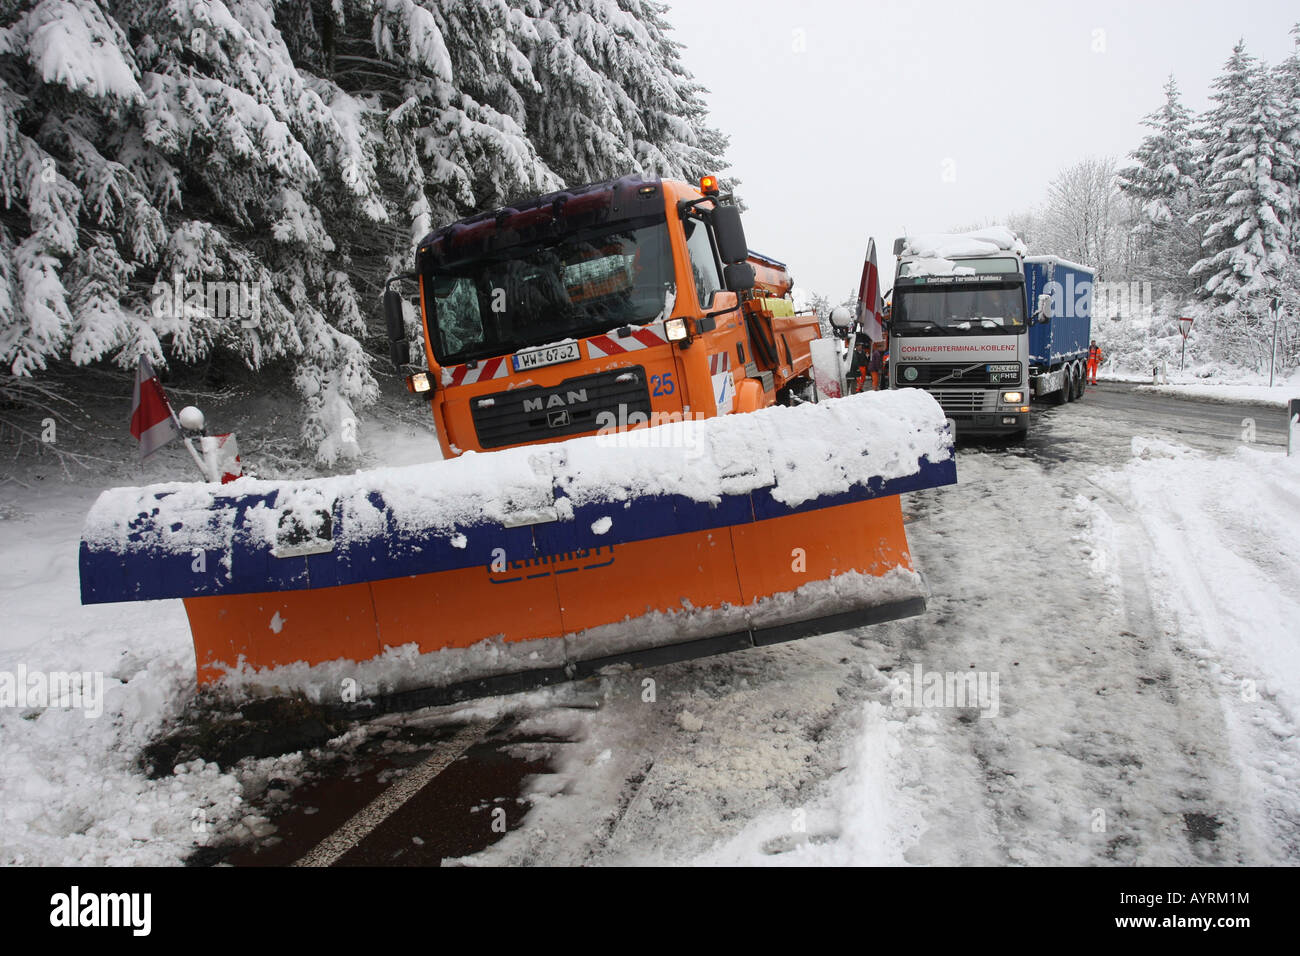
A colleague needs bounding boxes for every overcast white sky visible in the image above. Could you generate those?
[665,0,1300,299]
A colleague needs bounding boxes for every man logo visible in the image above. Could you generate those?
[547,409,570,428]
[523,389,588,414]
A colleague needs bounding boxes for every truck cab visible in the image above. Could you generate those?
[888,231,1033,438]
[385,175,821,459]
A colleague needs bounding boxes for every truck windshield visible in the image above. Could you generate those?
[893,284,1026,335]
[425,222,676,365]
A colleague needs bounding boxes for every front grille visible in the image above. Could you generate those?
[931,389,990,413]
[898,362,1019,385]
[470,366,652,448]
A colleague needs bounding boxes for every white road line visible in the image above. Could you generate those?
[294,721,492,867]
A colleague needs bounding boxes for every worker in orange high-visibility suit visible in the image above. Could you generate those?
[1087,340,1103,385]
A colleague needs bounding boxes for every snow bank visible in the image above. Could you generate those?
[0,491,304,866]
[1132,382,1299,408]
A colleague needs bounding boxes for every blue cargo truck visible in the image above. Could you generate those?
[888,232,1094,438]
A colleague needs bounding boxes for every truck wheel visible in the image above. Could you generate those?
[1061,369,1073,404]
[1073,364,1085,400]
[1048,378,1065,406]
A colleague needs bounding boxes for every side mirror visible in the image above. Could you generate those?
[711,205,749,264]
[385,287,407,367]
[723,261,755,292]
[892,238,906,256]
[1036,293,1052,324]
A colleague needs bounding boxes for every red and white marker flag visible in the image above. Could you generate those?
[129,355,179,459]
[855,237,885,344]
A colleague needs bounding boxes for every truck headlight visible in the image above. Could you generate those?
[665,317,688,341]
[1001,391,1023,404]
[410,372,431,393]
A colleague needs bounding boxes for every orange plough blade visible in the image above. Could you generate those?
[81,391,955,709]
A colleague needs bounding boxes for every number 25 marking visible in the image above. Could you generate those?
[651,373,675,397]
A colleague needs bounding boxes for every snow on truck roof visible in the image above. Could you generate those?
[899,227,1028,260]
[1023,255,1096,275]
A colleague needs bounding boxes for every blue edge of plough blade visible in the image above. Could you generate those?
[80,455,957,605]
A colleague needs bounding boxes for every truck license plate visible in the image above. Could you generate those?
[986,363,1019,372]
[513,342,580,371]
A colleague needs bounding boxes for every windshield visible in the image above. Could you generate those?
[893,284,1026,335]
[425,222,675,365]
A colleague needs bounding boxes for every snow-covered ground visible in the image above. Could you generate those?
[2,388,1298,865]
[1102,366,1300,408]
[1102,374,1300,408]
[0,404,443,865]
[454,395,1300,865]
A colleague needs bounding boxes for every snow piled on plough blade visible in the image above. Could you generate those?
[80,390,955,708]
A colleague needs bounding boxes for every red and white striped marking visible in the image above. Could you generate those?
[708,350,732,375]
[441,356,511,387]
[586,322,669,359]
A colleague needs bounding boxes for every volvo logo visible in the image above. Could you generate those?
[547,409,570,428]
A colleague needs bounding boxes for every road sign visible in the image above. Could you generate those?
[1270,300,1283,388]
[1178,317,1193,370]
[1289,398,1299,457]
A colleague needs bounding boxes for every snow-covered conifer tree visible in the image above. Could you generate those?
[1191,40,1298,370]
[1117,76,1203,297]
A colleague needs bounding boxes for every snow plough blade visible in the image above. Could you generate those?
[80,390,955,710]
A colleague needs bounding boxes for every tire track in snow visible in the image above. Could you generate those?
[889,433,1247,865]
[1093,454,1300,862]
[1082,477,1249,863]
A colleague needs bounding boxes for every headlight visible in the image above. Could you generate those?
[664,317,688,341]
[411,372,431,393]
[1001,391,1023,403]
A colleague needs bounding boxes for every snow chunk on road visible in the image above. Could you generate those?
[677,711,704,732]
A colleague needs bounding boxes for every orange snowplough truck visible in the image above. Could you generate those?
[80,174,955,708]
[389,175,823,455]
